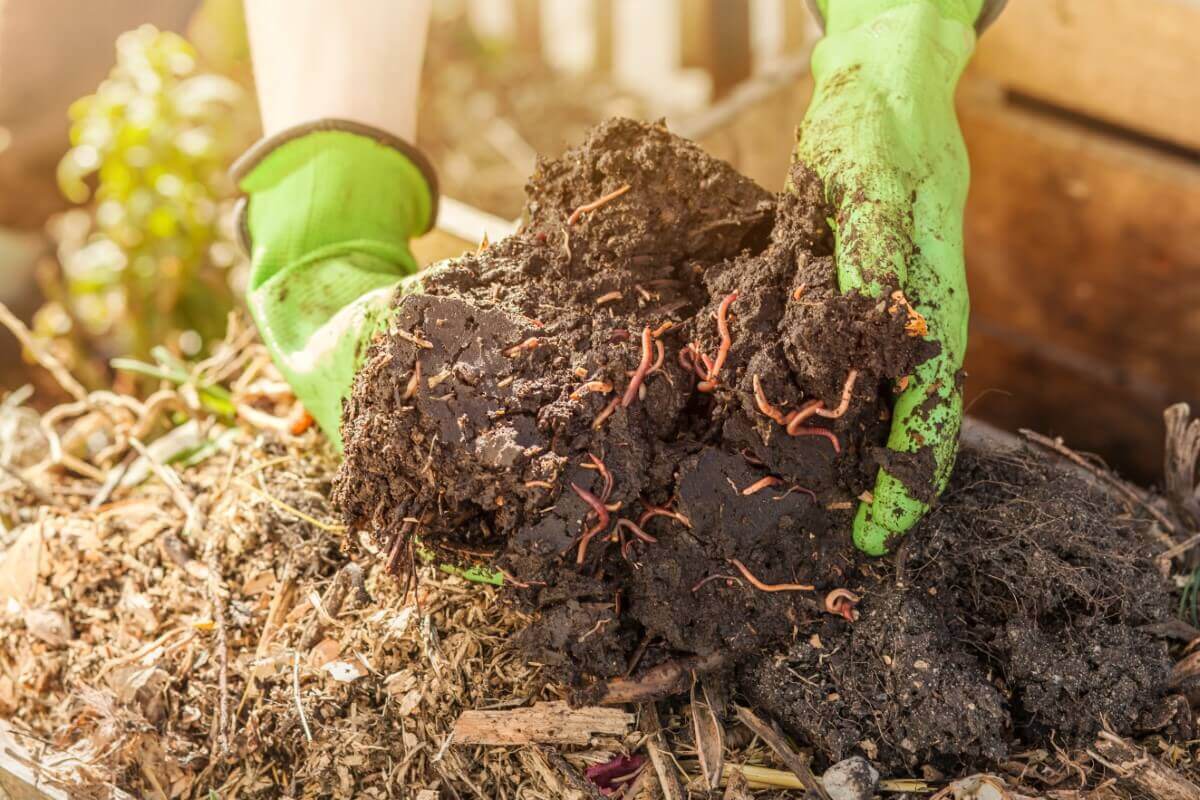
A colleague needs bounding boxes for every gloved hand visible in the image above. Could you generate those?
[795,0,991,554]
[232,120,437,450]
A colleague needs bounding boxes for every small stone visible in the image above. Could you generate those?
[822,756,879,800]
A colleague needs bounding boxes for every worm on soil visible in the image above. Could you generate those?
[503,337,540,357]
[691,574,742,593]
[622,326,655,407]
[638,503,692,529]
[698,292,738,392]
[752,374,789,425]
[595,290,623,305]
[401,360,422,400]
[824,588,861,621]
[784,399,823,433]
[571,482,611,564]
[592,397,620,429]
[789,425,841,453]
[567,183,632,225]
[741,476,783,496]
[815,369,859,419]
[728,558,814,592]
[571,380,613,400]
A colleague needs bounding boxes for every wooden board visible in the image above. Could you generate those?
[971,0,1200,152]
[0,719,132,800]
[688,71,1200,481]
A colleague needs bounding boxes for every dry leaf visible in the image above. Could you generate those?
[23,608,72,647]
[0,524,42,603]
[323,659,369,683]
[691,678,724,790]
[309,638,341,669]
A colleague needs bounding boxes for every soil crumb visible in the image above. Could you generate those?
[332,118,1175,772]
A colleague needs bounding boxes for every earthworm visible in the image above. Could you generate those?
[585,453,614,501]
[775,484,817,503]
[728,558,814,592]
[567,183,631,225]
[622,326,654,407]
[824,588,861,621]
[592,397,620,429]
[401,360,422,400]
[571,380,614,400]
[595,290,623,305]
[815,369,859,419]
[784,399,824,433]
[789,425,841,453]
[572,482,611,564]
[691,574,742,593]
[523,480,554,490]
[616,518,656,543]
[651,321,674,338]
[503,337,540,357]
[752,374,789,425]
[741,476,783,496]
[649,340,665,374]
[698,292,738,392]
[638,503,692,529]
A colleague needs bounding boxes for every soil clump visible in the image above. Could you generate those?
[332,118,1176,771]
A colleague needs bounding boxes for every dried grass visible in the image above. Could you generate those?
[1,317,1196,799]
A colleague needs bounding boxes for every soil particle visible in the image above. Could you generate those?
[332,118,1174,773]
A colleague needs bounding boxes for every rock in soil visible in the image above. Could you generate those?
[332,118,1175,773]
[822,756,880,800]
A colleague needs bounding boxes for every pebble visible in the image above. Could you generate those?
[821,756,880,800]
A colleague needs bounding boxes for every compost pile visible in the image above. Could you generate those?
[333,118,1185,771]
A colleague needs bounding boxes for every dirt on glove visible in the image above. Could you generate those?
[332,118,1179,772]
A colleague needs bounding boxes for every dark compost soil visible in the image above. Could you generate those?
[331,118,1178,773]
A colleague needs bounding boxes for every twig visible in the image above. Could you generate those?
[0,461,54,505]
[733,705,831,800]
[238,480,346,532]
[728,558,814,592]
[575,652,728,706]
[567,183,631,225]
[0,301,87,401]
[639,704,685,800]
[293,651,313,743]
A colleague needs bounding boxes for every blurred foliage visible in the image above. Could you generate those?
[37,23,255,378]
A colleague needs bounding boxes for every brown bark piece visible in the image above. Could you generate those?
[452,700,632,745]
[1092,729,1200,800]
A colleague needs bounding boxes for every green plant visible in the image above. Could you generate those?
[43,24,251,368]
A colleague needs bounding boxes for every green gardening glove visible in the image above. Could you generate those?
[795,0,991,554]
[232,120,437,450]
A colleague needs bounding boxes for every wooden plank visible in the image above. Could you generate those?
[958,79,1200,481]
[679,0,753,98]
[0,719,133,800]
[688,70,1200,481]
[971,0,1200,152]
[452,701,633,745]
